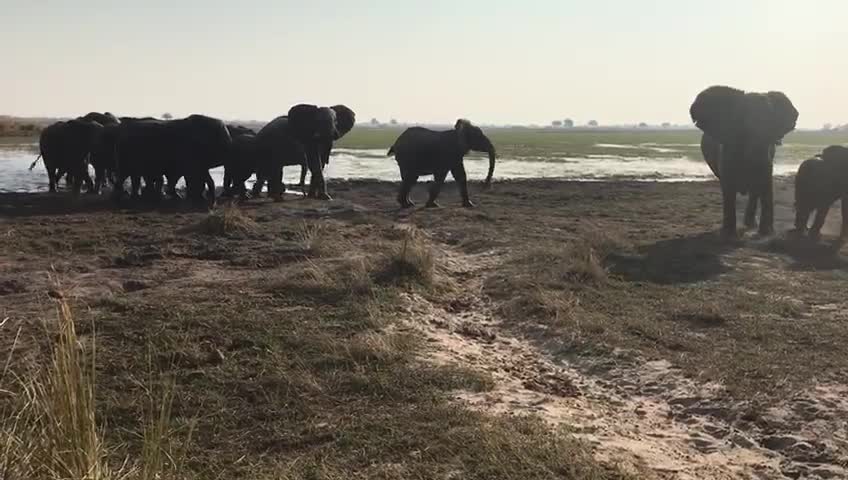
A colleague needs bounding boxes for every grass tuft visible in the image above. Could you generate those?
[183,205,257,236]
[294,221,328,256]
[375,229,434,286]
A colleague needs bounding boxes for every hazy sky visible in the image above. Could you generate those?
[1,1,845,127]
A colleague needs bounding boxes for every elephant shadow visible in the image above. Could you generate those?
[764,236,848,271]
[0,193,122,217]
[608,232,737,285]
[0,193,213,217]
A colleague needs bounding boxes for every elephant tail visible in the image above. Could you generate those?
[387,146,395,157]
[28,154,42,171]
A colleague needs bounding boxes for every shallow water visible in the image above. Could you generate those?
[0,142,807,194]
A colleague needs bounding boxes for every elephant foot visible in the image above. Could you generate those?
[425,201,440,209]
[462,200,476,208]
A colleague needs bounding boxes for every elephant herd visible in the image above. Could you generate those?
[35,104,358,205]
[34,107,499,209]
[28,86,848,247]
[691,85,848,246]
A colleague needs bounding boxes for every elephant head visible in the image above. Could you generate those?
[288,104,338,143]
[330,105,356,140]
[690,86,798,146]
[455,119,496,185]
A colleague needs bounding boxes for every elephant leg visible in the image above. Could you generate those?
[809,206,830,242]
[71,165,85,195]
[744,194,758,229]
[452,163,474,208]
[794,205,812,235]
[131,175,142,199]
[111,174,127,203]
[298,164,307,189]
[397,174,417,208]
[252,175,264,197]
[720,180,737,238]
[307,145,330,200]
[838,196,848,249]
[47,166,57,193]
[267,165,285,202]
[204,172,216,207]
[222,170,232,197]
[82,169,96,195]
[758,180,774,236]
[93,166,104,194]
[166,175,180,198]
[425,170,449,208]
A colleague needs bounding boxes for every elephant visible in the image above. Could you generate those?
[387,119,496,208]
[251,104,355,200]
[38,119,105,194]
[279,104,356,200]
[690,86,798,237]
[248,116,307,199]
[793,146,848,245]
[113,115,231,204]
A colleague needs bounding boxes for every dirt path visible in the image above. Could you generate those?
[399,239,848,479]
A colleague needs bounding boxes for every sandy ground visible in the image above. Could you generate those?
[2,178,848,479]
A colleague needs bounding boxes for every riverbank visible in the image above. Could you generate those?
[2,179,847,479]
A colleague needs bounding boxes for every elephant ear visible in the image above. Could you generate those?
[741,92,799,144]
[331,105,356,140]
[455,119,472,152]
[765,91,798,142]
[287,104,321,142]
[690,85,746,144]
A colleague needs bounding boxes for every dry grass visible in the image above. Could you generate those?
[294,221,328,256]
[0,296,188,480]
[375,229,435,286]
[182,205,257,236]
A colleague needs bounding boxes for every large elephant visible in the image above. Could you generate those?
[690,86,798,237]
[387,119,496,208]
[113,115,231,204]
[793,146,848,245]
[251,104,355,200]
[281,104,356,200]
[38,119,104,194]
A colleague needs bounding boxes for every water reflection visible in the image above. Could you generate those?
[0,143,806,194]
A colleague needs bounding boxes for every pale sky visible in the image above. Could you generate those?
[1,0,845,127]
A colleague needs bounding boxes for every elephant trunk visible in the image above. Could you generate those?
[484,147,496,186]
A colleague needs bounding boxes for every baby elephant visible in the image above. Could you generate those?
[794,145,848,245]
[387,119,496,208]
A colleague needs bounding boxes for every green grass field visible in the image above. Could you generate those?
[338,127,848,162]
[5,127,848,163]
